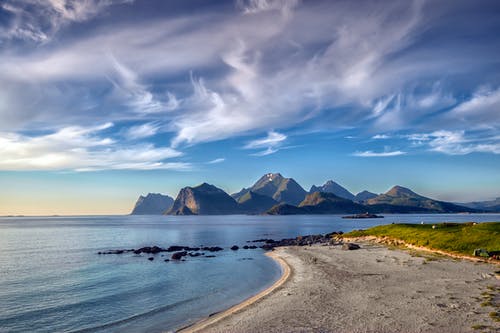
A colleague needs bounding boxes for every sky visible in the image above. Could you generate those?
[0,0,499,215]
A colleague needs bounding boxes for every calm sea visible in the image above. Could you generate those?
[0,214,498,333]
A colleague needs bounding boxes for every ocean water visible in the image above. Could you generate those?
[0,214,499,333]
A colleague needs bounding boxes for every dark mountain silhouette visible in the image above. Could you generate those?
[131,193,174,215]
[237,191,279,214]
[458,198,500,212]
[354,190,377,202]
[309,180,355,201]
[166,183,240,215]
[366,186,478,213]
[232,173,307,206]
[299,192,366,214]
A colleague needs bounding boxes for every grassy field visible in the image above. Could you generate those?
[344,222,500,257]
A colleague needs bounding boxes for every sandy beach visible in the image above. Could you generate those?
[179,242,499,333]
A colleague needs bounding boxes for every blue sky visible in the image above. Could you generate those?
[0,0,499,214]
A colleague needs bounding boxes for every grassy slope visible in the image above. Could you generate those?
[344,222,500,256]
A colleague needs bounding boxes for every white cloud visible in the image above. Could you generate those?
[237,0,299,17]
[108,55,177,114]
[448,87,500,125]
[353,150,406,157]
[1,0,133,43]
[1,0,499,161]
[407,130,500,155]
[125,122,159,140]
[244,131,287,156]
[244,131,287,149]
[372,134,390,139]
[1,1,426,140]
[207,158,225,164]
[0,123,188,171]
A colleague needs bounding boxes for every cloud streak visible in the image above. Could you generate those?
[0,123,188,171]
[407,130,500,155]
[244,131,287,156]
[353,150,406,157]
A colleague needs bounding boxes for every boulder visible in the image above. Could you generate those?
[473,248,490,257]
[171,251,188,260]
[342,243,360,250]
[230,245,239,251]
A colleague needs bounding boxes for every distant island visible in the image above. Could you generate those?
[342,213,384,219]
[130,173,497,215]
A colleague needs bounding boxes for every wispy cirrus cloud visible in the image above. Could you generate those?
[125,122,160,140]
[237,0,300,17]
[407,130,500,155]
[206,158,225,164]
[0,0,500,173]
[0,0,133,43]
[108,55,180,114]
[0,123,188,171]
[372,134,390,139]
[244,131,287,156]
[353,150,406,157]
[447,87,500,126]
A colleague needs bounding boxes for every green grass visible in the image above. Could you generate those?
[344,222,500,257]
[471,324,489,330]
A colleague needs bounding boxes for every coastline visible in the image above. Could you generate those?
[176,251,291,333]
[343,235,499,264]
[182,242,499,333]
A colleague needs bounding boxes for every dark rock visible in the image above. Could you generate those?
[171,251,188,260]
[230,245,239,251]
[257,232,342,250]
[342,243,360,250]
[134,246,166,254]
[250,238,276,243]
[188,252,204,257]
[205,255,216,258]
[164,259,170,262]
[342,213,383,219]
[166,245,186,252]
[98,249,133,255]
[243,245,258,249]
[148,257,154,261]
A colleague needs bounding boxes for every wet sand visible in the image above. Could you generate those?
[179,242,499,333]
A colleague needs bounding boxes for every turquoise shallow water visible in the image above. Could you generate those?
[0,214,498,333]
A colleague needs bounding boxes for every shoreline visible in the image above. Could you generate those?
[184,242,499,333]
[176,251,291,333]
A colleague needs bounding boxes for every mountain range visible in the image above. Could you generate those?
[458,198,500,212]
[130,172,492,215]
